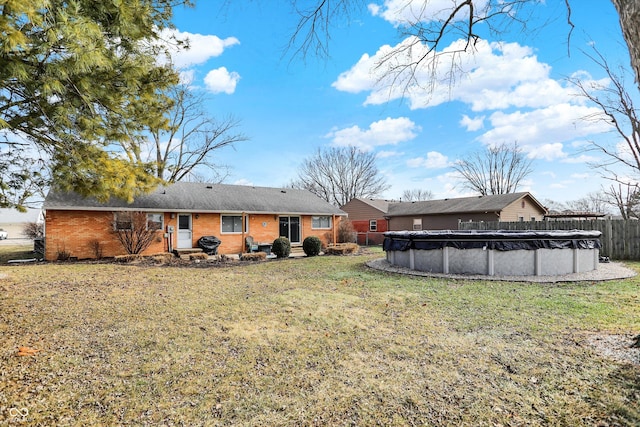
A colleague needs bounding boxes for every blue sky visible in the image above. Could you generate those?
[166,1,633,206]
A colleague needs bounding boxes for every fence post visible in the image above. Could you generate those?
[606,218,613,259]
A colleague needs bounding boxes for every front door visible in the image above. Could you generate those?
[177,214,192,249]
[279,216,300,244]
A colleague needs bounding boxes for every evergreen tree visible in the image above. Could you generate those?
[0,0,191,208]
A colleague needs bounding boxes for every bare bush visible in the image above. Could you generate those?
[22,222,44,239]
[112,211,160,255]
[337,219,357,243]
[89,239,104,259]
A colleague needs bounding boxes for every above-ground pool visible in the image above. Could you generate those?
[383,230,602,276]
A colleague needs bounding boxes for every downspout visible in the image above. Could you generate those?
[241,211,246,254]
[333,214,337,245]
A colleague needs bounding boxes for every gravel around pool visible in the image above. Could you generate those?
[367,258,637,283]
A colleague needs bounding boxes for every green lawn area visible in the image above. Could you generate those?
[1,247,639,425]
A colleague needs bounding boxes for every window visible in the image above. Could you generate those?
[114,212,131,230]
[147,213,163,230]
[369,219,377,231]
[312,216,331,229]
[530,216,536,222]
[114,212,163,230]
[413,218,422,231]
[518,216,524,222]
[221,215,247,233]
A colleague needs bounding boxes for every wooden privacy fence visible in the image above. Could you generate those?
[458,219,640,261]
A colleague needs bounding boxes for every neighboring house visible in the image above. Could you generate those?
[386,192,547,231]
[544,210,606,221]
[340,198,395,245]
[43,182,346,261]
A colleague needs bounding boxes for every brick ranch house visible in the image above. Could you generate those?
[43,182,347,261]
[386,192,547,231]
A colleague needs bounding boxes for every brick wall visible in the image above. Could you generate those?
[45,210,342,260]
[44,210,167,261]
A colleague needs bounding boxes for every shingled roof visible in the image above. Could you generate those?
[355,198,397,213]
[44,182,346,216]
[386,192,544,216]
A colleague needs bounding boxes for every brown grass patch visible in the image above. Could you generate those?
[0,249,638,425]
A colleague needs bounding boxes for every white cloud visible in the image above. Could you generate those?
[571,173,591,179]
[326,117,420,151]
[369,0,490,27]
[527,143,566,161]
[158,29,239,69]
[367,3,380,16]
[377,150,403,158]
[333,38,575,112]
[204,67,241,94]
[179,69,195,85]
[478,104,612,150]
[561,154,599,164]
[550,182,568,189]
[460,114,484,131]
[332,51,378,94]
[407,151,449,169]
[233,178,253,186]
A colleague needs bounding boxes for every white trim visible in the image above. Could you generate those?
[220,213,249,234]
[176,214,193,249]
[311,215,332,229]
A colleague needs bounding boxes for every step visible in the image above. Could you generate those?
[173,248,203,257]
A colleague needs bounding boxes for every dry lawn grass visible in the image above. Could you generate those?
[0,248,639,426]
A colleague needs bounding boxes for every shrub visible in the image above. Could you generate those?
[240,252,267,261]
[151,253,174,264]
[89,239,103,259]
[114,254,143,263]
[325,243,360,255]
[56,243,70,261]
[337,219,357,243]
[272,237,291,258]
[323,231,333,245]
[22,221,44,239]
[111,211,158,255]
[303,236,322,257]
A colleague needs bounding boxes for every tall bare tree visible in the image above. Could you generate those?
[572,50,640,176]
[292,146,390,206]
[611,0,640,89]
[120,85,247,183]
[401,188,434,202]
[571,49,640,216]
[288,1,567,93]
[603,182,640,219]
[452,142,533,195]
[565,191,610,214]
